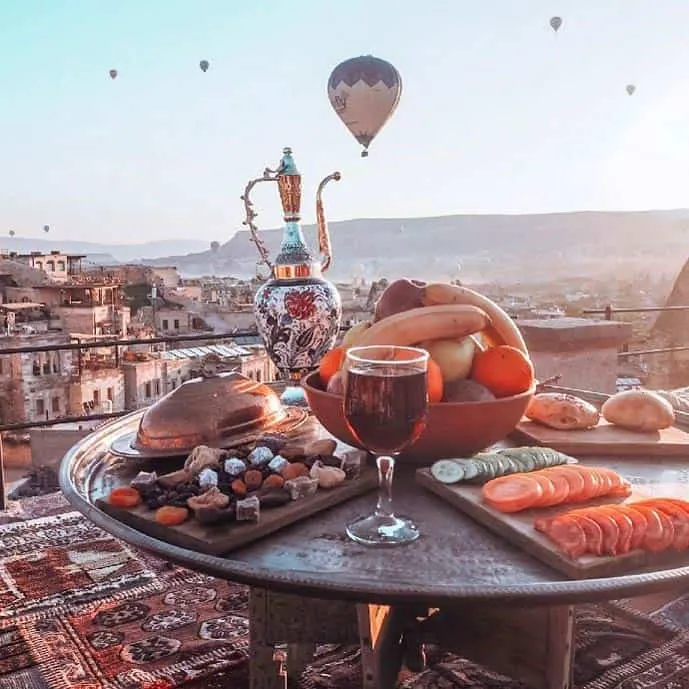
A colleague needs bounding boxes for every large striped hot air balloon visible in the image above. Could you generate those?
[327,55,402,157]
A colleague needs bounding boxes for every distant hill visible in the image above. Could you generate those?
[0,238,208,264]
[144,209,689,283]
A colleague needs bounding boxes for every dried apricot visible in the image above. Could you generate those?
[281,462,309,480]
[244,469,263,490]
[155,505,189,526]
[231,478,248,497]
[263,474,285,489]
[108,486,141,508]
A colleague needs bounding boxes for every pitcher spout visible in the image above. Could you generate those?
[316,171,341,274]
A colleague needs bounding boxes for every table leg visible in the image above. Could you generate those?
[248,588,285,689]
[357,604,414,689]
[415,603,575,689]
[286,642,315,687]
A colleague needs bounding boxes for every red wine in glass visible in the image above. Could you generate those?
[343,345,429,546]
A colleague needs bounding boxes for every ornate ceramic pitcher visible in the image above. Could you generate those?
[242,147,342,406]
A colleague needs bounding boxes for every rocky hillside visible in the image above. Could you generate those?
[145,209,689,283]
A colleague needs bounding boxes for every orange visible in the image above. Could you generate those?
[318,346,345,386]
[471,345,534,398]
[427,357,444,404]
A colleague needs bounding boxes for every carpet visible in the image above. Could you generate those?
[1,504,689,688]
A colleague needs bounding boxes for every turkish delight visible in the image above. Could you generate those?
[285,476,319,501]
[236,495,260,521]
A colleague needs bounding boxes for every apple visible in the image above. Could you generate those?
[373,278,426,322]
[419,337,476,382]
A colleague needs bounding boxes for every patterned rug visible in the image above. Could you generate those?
[2,499,689,688]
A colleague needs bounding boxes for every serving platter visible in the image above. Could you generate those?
[416,456,689,579]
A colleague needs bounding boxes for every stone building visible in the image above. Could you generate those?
[0,333,73,424]
[10,251,86,283]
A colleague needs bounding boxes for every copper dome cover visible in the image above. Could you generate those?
[133,372,288,453]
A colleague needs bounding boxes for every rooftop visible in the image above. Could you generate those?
[163,342,251,360]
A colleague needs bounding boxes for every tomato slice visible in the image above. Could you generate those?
[577,509,621,555]
[482,475,544,513]
[596,506,635,554]
[614,505,648,551]
[547,466,587,503]
[570,514,604,556]
[629,504,675,552]
[589,469,613,497]
[545,516,588,559]
[633,500,689,551]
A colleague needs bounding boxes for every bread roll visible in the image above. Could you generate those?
[601,389,675,432]
[526,393,600,430]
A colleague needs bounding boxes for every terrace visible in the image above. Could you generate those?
[1,313,689,689]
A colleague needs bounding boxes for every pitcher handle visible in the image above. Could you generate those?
[316,171,341,273]
[241,174,277,273]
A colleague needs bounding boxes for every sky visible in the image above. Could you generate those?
[2,0,689,245]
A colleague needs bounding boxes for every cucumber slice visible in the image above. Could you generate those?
[430,460,465,484]
[453,459,481,481]
[498,448,536,473]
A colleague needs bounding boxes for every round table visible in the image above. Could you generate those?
[59,410,689,689]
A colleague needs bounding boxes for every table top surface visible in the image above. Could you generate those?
[59,406,689,606]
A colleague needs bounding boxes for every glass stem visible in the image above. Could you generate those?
[374,455,396,518]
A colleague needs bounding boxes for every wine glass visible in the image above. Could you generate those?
[343,345,429,546]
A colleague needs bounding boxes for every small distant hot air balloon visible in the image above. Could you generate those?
[8,230,15,237]
[327,55,402,157]
[626,84,636,96]
[550,16,563,32]
[43,225,50,233]
[109,69,118,80]
[200,60,209,73]
[210,240,220,252]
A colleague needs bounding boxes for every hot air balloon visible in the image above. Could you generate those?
[109,69,118,80]
[200,60,209,73]
[550,16,562,32]
[626,84,636,96]
[43,225,49,233]
[210,240,220,251]
[8,230,15,237]
[327,55,402,157]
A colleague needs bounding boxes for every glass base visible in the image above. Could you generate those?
[280,385,309,408]
[346,513,420,546]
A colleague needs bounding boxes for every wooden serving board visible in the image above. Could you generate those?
[415,467,689,579]
[511,419,689,458]
[97,469,377,556]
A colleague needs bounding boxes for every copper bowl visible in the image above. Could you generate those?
[301,370,534,462]
[133,372,288,453]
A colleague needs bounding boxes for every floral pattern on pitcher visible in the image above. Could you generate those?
[254,281,342,377]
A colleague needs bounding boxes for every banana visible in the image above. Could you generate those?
[355,304,490,348]
[420,283,527,354]
[341,320,372,351]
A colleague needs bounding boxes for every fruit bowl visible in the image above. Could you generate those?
[301,370,535,462]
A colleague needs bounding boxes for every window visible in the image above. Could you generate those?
[46,260,55,271]
[170,380,176,390]
[107,387,113,401]
[51,396,60,413]
[173,319,180,330]
[57,261,65,271]
[42,356,50,375]
[256,370,262,382]
[162,319,169,330]
[32,357,41,376]
[154,379,160,396]
[93,389,100,404]
[52,354,59,373]
[144,381,152,398]
[35,261,43,270]
[0,359,4,376]
[36,399,45,416]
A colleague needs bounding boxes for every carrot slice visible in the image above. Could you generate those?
[545,516,588,559]
[631,505,675,552]
[565,466,601,502]
[530,474,558,507]
[482,475,543,513]
[625,504,668,552]
[589,469,613,497]
[546,466,587,503]
[538,470,571,506]
[570,515,604,556]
